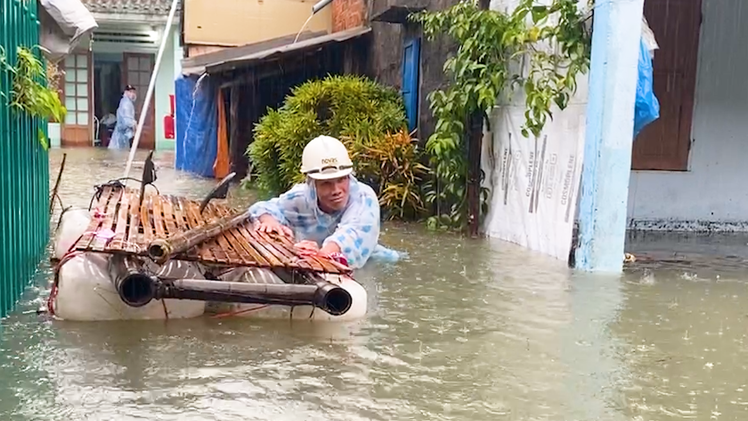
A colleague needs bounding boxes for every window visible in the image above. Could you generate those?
[63,53,90,127]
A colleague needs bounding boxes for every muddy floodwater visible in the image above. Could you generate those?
[0,148,747,420]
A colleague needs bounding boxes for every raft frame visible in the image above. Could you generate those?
[51,163,358,318]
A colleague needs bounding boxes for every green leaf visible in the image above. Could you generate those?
[37,128,48,151]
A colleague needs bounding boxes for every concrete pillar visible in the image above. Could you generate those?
[575,0,644,273]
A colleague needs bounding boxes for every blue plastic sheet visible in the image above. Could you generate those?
[633,37,660,138]
[175,75,217,177]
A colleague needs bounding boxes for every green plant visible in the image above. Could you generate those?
[342,129,429,220]
[246,74,410,198]
[410,0,592,231]
[0,46,66,150]
[46,61,63,99]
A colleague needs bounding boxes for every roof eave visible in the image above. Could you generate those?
[181,26,371,76]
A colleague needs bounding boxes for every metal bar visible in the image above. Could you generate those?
[0,0,48,316]
[160,278,352,316]
[122,0,181,181]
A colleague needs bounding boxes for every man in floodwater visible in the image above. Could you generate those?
[248,135,400,269]
[109,85,137,149]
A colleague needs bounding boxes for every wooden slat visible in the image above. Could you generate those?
[244,228,299,269]
[180,198,216,262]
[228,222,274,267]
[236,223,286,267]
[253,229,316,271]
[172,196,200,260]
[190,200,224,262]
[110,185,131,252]
[75,185,113,250]
[267,231,337,272]
[151,192,167,239]
[206,208,260,266]
[126,189,143,252]
[207,204,245,265]
[90,188,120,251]
[160,194,180,238]
[70,186,347,274]
[140,192,156,243]
[197,202,230,264]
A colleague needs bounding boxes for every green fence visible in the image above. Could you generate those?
[0,0,50,317]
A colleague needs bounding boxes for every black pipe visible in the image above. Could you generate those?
[157,279,353,316]
[107,256,354,315]
[108,254,157,307]
[313,280,353,316]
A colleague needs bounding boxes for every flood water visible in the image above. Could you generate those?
[0,148,747,420]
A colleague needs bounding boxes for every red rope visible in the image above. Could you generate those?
[47,228,88,317]
[211,305,269,319]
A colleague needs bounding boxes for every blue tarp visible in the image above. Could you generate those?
[175,74,217,178]
[633,38,660,139]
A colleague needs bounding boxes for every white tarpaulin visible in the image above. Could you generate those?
[482,0,658,262]
[482,0,588,261]
[38,0,98,63]
[482,94,587,261]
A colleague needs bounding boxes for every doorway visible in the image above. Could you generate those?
[123,53,156,150]
[91,52,156,149]
[93,52,122,147]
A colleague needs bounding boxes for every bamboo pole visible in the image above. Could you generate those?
[49,152,66,215]
[147,209,253,264]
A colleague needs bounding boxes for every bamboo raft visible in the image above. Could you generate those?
[71,184,350,275]
[50,174,366,322]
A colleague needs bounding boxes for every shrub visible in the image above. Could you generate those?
[245,75,426,220]
[342,129,429,221]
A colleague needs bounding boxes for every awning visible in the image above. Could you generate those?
[181,26,372,76]
[38,0,98,63]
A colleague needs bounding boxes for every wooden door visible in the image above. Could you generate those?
[632,0,702,171]
[122,53,156,150]
[402,37,421,134]
[61,51,93,146]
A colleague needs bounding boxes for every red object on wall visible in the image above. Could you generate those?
[164,115,175,139]
[163,94,176,139]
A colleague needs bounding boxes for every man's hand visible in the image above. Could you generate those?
[255,214,293,238]
[294,240,345,261]
[294,240,320,256]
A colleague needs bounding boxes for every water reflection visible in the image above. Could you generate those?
[0,148,744,419]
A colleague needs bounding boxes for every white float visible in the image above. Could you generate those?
[50,206,368,322]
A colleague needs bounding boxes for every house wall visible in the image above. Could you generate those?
[183,0,332,47]
[627,0,748,231]
[333,0,367,31]
[367,0,458,142]
[91,26,179,151]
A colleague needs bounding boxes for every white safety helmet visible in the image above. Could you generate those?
[300,135,354,180]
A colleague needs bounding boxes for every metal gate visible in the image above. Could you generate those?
[0,0,51,317]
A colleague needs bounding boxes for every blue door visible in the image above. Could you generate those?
[402,37,421,133]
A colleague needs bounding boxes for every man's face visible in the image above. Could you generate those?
[314,176,350,212]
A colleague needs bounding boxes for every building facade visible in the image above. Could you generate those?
[175,0,369,179]
[627,0,748,232]
[49,0,181,151]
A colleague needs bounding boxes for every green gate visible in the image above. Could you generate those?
[0,0,51,317]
